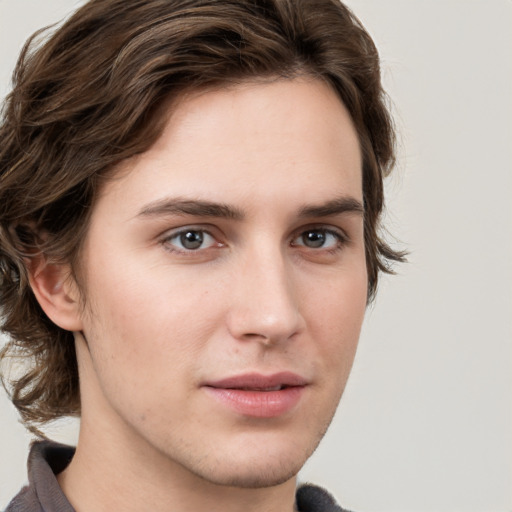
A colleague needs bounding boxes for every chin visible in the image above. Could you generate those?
[194,453,306,489]
[182,431,323,489]
[212,468,300,489]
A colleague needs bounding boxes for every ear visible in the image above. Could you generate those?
[28,256,84,332]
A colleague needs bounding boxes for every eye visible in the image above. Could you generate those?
[163,228,218,252]
[292,228,345,250]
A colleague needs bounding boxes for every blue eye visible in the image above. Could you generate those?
[292,229,343,249]
[165,229,217,251]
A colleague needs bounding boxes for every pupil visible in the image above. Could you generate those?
[304,231,325,248]
[181,231,203,250]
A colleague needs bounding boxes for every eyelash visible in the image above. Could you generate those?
[290,227,348,253]
[160,227,222,255]
[159,225,349,256]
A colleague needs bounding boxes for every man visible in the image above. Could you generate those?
[0,1,403,510]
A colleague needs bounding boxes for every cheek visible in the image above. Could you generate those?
[81,258,224,373]
[302,264,367,373]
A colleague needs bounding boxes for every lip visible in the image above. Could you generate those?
[202,372,308,418]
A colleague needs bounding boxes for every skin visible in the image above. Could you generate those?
[33,78,367,512]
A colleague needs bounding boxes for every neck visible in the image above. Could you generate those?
[58,413,298,512]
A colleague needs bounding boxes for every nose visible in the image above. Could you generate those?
[226,246,304,346]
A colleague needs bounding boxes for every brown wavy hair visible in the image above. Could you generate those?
[0,0,404,431]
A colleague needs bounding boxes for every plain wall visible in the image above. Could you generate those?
[1,1,511,511]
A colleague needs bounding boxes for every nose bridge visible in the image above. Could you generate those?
[227,241,302,344]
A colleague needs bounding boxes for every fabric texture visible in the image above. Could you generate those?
[5,441,351,512]
[5,442,74,512]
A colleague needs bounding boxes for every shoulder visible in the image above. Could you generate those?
[4,485,42,512]
[4,441,75,512]
[296,483,354,512]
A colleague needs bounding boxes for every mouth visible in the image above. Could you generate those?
[204,372,308,390]
[202,372,308,418]
[232,385,285,391]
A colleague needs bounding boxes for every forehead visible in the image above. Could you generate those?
[95,78,362,218]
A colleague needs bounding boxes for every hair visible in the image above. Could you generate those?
[0,0,405,431]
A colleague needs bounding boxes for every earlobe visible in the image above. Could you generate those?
[28,257,84,332]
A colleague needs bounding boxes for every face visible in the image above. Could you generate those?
[72,78,367,488]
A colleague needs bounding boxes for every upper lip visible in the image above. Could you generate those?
[203,372,308,390]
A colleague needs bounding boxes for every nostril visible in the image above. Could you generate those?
[242,332,265,339]
[240,332,275,346]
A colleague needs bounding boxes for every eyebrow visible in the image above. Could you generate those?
[298,196,364,218]
[137,198,244,220]
[136,195,364,221]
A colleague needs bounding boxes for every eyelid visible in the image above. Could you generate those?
[159,225,224,254]
[290,224,349,246]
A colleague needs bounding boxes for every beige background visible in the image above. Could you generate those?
[1,1,511,511]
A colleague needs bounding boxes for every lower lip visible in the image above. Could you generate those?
[203,386,305,418]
